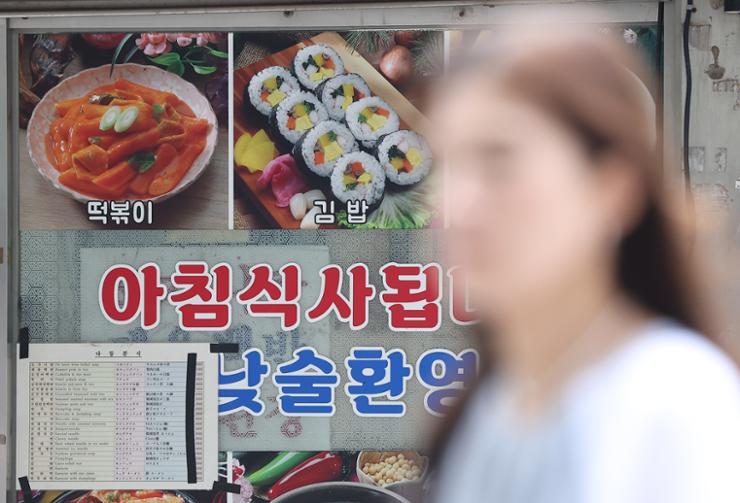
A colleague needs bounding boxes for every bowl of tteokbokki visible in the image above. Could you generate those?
[27,63,218,202]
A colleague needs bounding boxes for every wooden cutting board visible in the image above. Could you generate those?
[233,31,430,229]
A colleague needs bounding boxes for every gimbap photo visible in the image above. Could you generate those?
[292,44,346,91]
[269,91,329,147]
[330,151,386,211]
[345,97,400,149]
[293,120,358,180]
[233,31,443,229]
[245,66,300,118]
[316,73,371,121]
[375,130,433,189]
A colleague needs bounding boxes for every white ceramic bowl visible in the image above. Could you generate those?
[27,63,218,203]
[356,451,428,495]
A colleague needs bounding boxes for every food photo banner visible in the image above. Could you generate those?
[19,30,444,231]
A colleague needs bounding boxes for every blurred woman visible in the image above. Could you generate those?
[432,29,740,503]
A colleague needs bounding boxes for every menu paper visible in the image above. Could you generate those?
[16,343,218,490]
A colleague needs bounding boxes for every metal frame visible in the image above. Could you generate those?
[0,1,672,500]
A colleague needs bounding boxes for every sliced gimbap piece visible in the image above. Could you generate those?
[292,44,345,91]
[245,66,300,118]
[293,120,359,181]
[269,91,329,147]
[330,151,386,212]
[375,130,433,189]
[316,73,371,121]
[345,97,400,149]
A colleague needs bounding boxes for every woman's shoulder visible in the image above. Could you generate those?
[562,321,740,502]
[602,320,737,396]
[563,318,740,439]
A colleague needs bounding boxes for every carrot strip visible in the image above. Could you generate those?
[148,142,204,196]
[129,144,178,196]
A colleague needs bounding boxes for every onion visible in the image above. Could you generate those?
[394,31,421,46]
[380,45,414,85]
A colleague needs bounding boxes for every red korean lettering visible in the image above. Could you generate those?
[237,263,301,330]
[306,263,376,329]
[169,261,233,330]
[99,262,166,329]
[380,262,442,332]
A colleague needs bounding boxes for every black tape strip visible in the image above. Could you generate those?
[19,327,29,359]
[18,476,33,503]
[185,352,197,484]
[210,343,239,354]
[212,480,242,494]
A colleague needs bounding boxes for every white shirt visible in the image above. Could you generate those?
[434,320,740,503]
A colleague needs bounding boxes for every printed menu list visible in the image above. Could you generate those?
[17,344,217,490]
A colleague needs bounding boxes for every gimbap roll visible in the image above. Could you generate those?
[245,66,301,117]
[269,91,329,147]
[330,151,386,211]
[316,73,371,121]
[293,120,359,180]
[345,97,400,149]
[292,44,345,91]
[375,130,433,189]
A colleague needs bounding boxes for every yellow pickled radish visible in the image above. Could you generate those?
[234,129,275,173]
[357,172,372,183]
[390,157,404,171]
[234,132,253,161]
[251,129,270,145]
[237,141,275,173]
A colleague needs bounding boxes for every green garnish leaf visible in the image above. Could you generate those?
[191,64,217,75]
[128,151,156,173]
[152,103,165,121]
[207,47,229,59]
[168,60,185,76]
[327,130,337,142]
[109,33,134,78]
[357,114,367,123]
[149,52,181,66]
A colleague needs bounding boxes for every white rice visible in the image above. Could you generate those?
[298,120,358,177]
[273,91,329,144]
[345,97,400,149]
[376,130,433,186]
[293,44,345,91]
[330,151,386,205]
[247,66,300,116]
[318,74,371,121]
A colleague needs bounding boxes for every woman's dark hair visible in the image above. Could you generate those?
[431,30,722,465]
